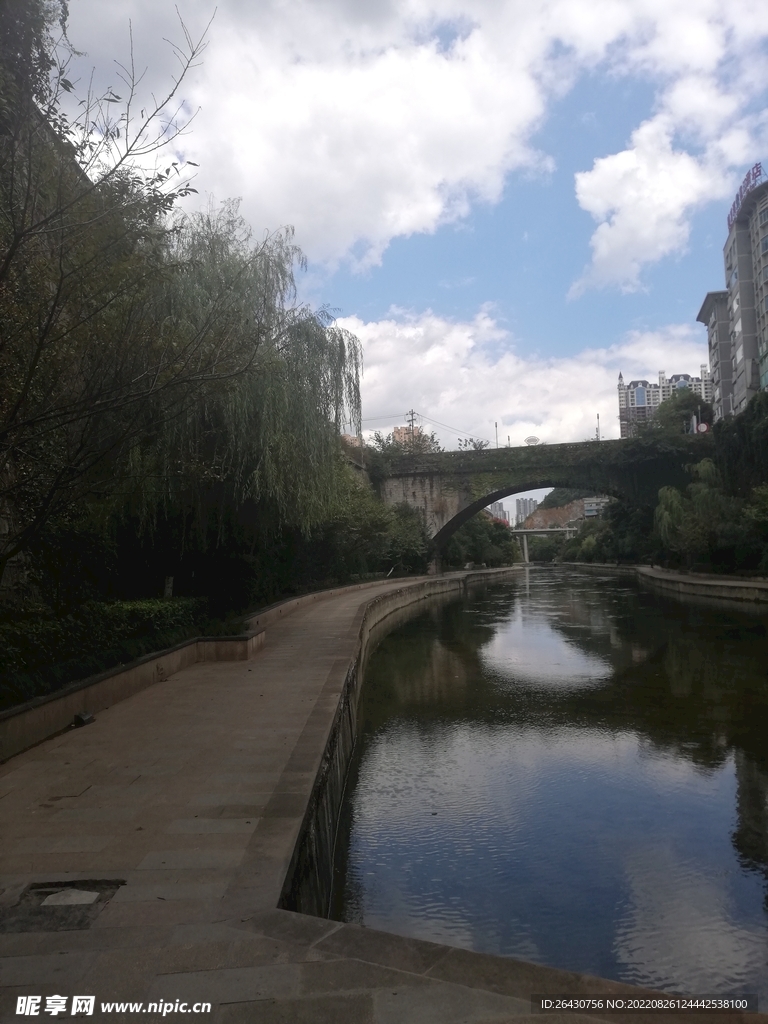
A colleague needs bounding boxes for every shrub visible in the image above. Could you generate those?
[0,597,210,710]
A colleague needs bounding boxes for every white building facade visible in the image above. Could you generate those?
[617,369,714,437]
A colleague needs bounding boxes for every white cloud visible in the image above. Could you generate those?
[615,842,767,994]
[340,307,708,445]
[63,0,768,281]
[569,114,733,296]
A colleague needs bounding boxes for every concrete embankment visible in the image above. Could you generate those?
[0,567,762,1024]
[565,561,768,604]
[636,565,768,602]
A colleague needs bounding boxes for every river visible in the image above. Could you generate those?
[331,566,768,997]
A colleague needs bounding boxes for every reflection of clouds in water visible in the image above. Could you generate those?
[350,723,542,959]
[481,605,612,686]
[615,845,768,996]
[356,727,723,829]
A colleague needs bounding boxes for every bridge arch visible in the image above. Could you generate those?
[377,436,711,550]
[430,480,609,551]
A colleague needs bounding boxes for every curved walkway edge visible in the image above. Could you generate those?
[0,568,763,1024]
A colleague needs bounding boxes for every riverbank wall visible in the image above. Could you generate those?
[278,566,522,917]
[563,561,768,603]
[0,629,266,763]
[636,565,768,603]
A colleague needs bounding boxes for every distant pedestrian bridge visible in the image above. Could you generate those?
[376,436,710,551]
[510,526,580,563]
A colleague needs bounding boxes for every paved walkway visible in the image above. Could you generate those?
[0,578,762,1023]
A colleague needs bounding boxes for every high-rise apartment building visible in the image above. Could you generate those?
[515,497,538,525]
[486,500,510,524]
[699,163,768,420]
[617,369,713,437]
[696,291,732,422]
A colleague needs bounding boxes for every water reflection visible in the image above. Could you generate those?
[332,567,768,996]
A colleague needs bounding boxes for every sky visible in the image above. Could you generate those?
[62,0,768,463]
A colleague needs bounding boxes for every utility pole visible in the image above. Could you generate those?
[406,409,417,446]
[596,413,600,441]
[495,421,498,448]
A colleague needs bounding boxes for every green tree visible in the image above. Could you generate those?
[0,5,363,589]
[0,0,207,584]
[443,514,521,568]
[538,488,592,510]
[651,391,713,435]
[654,460,753,569]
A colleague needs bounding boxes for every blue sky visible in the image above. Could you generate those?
[314,72,729,362]
[66,0,768,461]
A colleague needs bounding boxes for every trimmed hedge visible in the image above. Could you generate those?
[0,598,214,711]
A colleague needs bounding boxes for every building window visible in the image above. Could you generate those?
[634,386,646,406]
[762,234,768,254]
[761,208,768,226]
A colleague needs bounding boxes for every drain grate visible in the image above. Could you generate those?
[0,879,125,933]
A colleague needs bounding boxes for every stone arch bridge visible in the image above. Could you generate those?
[377,435,712,551]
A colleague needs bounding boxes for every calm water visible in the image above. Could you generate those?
[331,567,768,997]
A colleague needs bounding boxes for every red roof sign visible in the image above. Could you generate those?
[728,163,764,229]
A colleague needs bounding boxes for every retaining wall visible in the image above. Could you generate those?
[636,565,768,603]
[0,629,265,763]
[0,577,419,765]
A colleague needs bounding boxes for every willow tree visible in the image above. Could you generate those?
[0,0,212,586]
[0,2,363,591]
[126,202,363,544]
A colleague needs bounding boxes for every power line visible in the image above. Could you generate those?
[360,414,409,422]
[360,410,494,446]
[417,413,493,445]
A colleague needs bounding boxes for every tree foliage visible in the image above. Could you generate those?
[443,514,520,568]
[538,487,592,510]
[648,390,713,435]
[0,3,363,588]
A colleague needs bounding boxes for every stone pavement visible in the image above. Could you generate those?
[0,577,762,1024]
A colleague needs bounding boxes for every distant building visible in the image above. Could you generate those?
[698,163,768,419]
[515,497,538,525]
[486,500,510,524]
[392,425,422,445]
[617,368,713,437]
[584,496,611,518]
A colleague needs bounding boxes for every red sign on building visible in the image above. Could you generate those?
[727,162,764,229]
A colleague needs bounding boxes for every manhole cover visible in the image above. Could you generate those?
[0,879,125,932]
